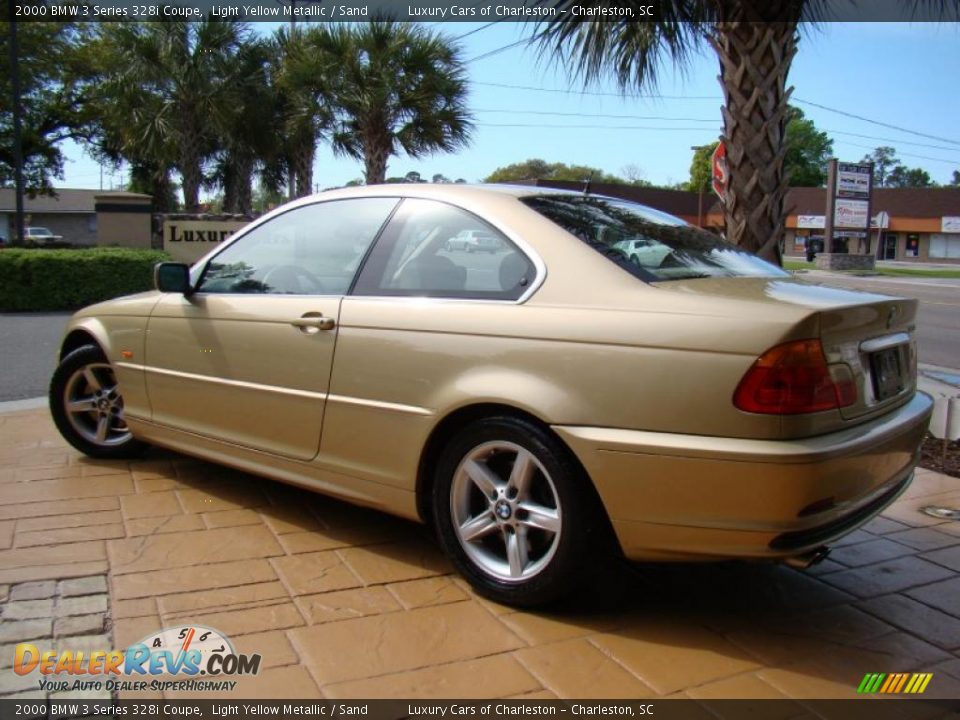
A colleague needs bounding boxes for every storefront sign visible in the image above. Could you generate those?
[834,198,870,228]
[942,216,960,233]
[837,163,872,198]
[162,218,249,264]
[797,215,825,229]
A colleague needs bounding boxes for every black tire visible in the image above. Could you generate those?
[49,345,148,459]
[432,415,607,607]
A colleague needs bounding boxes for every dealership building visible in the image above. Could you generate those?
[523,180,960,264]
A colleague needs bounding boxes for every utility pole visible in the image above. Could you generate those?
[10,16,26,246]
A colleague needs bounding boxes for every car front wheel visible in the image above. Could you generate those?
[433,416,600,606]
[49,345,147,459]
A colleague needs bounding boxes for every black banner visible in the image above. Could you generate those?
[2,699,960,720]
[8,0,960,23]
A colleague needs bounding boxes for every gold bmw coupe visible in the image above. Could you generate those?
[50,185,933,605]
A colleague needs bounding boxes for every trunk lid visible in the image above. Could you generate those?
[655,276,918,424]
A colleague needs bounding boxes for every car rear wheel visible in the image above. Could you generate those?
[49,345,148,459]
[432,416,600,606]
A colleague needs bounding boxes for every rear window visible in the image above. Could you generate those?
[521,195,789,282]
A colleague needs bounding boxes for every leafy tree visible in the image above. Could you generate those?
[404,171,424,183]
[859,146,938,188]
[484,158,627,184]
[859,146,899,186]
[432,173,452,183]
[950,170,960,187]
[688,108,831,191]
[688,142,719,192]
[326,21,473,185]
[536,2,953,264]
[0,20,95,195]
[782,107,832,186]
[887,165,934,188]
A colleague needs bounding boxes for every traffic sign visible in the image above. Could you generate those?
[711,142,727,200]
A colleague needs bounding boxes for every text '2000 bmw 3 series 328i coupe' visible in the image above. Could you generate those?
[49,184,933,606]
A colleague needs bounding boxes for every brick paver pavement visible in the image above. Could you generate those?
[2,407,960,701]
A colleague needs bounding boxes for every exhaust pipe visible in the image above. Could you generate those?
[783,546,831,570]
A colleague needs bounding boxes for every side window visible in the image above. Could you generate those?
[353,199,536,300]
[197,198,398,295]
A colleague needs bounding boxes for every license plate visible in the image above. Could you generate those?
[871,347,904,401]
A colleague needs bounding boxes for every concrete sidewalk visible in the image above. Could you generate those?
[1,408,959,701]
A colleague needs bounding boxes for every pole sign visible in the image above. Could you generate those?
[711,142,727,200]
[824,159,874,253]
[836,163,872,198]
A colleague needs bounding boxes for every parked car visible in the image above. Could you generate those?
[48,184,932,606]
[25,226,63,244]
[445,229,501,253]
[612,237,674,269]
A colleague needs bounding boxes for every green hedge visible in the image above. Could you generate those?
[0,247,170,312]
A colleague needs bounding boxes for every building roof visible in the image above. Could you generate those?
[0,189,148,214]
[522,179,960,220]
[778,187,960,217]
[519,179,701,217]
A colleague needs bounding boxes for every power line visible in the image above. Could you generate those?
[471,80,719,100]
[469,79,960,148]
[792,97,960,147]
[474,108,718,123]
[471,107,960,152]
[472,121,960,164]
[476,122,717,132]
[451,22,498,42]
[465,37,535,64]
[831,140,960,167]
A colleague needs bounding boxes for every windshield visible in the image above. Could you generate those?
[522,195,789,282]
[29,228,52,236]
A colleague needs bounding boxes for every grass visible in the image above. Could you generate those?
[783,259,960,279]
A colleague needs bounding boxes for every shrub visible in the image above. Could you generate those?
[0,247,169,312]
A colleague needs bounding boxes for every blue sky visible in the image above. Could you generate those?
[62,21,960,193]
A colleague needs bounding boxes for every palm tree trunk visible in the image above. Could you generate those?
[364,143,389,185]
[710,9,799,265]
[223,160,240,214]
[179,118,204,211]
[237,156,254,215]
[293,139,315,198]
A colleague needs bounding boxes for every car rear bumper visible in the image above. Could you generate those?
[553,392,934,562]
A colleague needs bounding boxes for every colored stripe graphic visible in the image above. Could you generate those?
[892,673,909,693]
[858,672,932,694]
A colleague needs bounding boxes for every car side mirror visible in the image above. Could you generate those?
[154,262,192,294]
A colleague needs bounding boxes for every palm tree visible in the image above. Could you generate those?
[536,1,949,264]
[325,22,473,185]
[216,38,275,214]
[93,20,250,211]
[271,26,339,198]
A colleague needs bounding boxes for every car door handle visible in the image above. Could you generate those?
[291,316,336,331]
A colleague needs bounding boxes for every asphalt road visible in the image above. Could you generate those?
[802,273,960,370]
[1,271,956,403]
[0,313,70,402]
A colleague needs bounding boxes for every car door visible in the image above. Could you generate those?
[144,197,398,461]
[320,198,538,487]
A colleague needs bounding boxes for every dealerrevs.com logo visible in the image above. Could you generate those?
[13,625,261,694]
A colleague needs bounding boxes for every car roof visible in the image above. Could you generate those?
[312,182,593,203]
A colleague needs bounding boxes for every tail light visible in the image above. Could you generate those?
[734,339,857,415]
